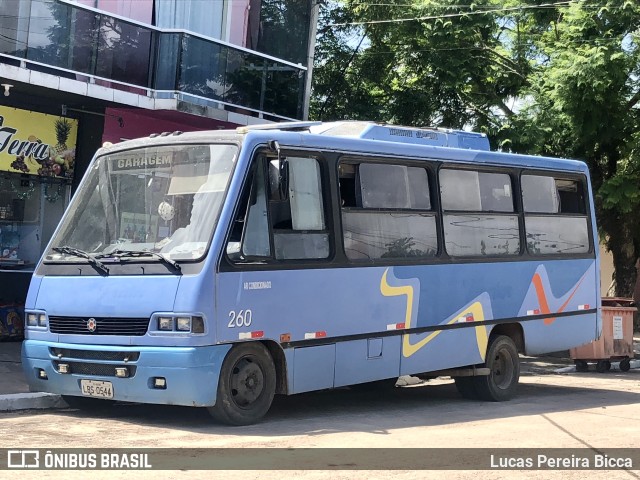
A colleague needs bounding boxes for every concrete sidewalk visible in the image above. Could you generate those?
[1,336,638,413]
[0,341,66,411]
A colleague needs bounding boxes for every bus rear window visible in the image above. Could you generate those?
[521,174,589,255]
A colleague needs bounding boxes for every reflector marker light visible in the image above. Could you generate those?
[280,333,291,342]
[578,304,590,310]
[456,313,475,323]
[239,331,264,340]
[304,331,327,339]
[527,309,541,315]
[386,323,405,330]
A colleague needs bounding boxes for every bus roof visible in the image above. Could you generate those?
[101,121,588,174]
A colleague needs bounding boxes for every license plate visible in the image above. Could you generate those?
[80,380,113,399]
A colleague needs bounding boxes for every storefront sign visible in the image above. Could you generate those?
[0,106,78,179]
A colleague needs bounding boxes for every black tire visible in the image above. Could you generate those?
[574,360,589,373]
[454,376,480,400]
[596,360,608,373]
[474,335,520,401]
[207,343,276,426]
[619,358,631,372]
[62,395,114,410]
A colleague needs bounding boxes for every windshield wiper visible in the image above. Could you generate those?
[52,246,110,275]
[96,249,181,273]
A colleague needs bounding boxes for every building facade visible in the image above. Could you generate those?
[0,0,317,309]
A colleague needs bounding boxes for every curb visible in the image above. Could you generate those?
[0,392,65,412]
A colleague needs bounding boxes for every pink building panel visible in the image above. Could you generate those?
[103,108,235,145]
[228,0,250,47]
[75,0,153,24]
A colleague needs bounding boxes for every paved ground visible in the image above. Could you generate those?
[0,337,639,479]
[1,367,639,479]
[1,336,638,410]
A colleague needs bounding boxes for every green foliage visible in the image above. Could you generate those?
[312,0,640,295]
[311,0,532,130]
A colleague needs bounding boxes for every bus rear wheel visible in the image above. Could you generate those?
[207,343,276,426]
[474,335,520,401]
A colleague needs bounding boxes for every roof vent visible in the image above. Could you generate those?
[313,121,490,151]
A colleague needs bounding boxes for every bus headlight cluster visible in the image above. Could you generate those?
[156,315,204,333]
[26,312,48,328]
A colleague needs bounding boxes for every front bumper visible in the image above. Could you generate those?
[22,340,231,407]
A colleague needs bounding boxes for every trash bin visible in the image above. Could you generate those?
[570,297,636,373]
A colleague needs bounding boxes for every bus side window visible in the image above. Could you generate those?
[440,168,519,257]
[341,161,437,260]
[522,175,589,255]
[270,157,329,260]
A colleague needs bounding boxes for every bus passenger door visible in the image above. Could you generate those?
[219,151,342,394]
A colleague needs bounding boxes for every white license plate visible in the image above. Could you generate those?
[80,380,114,399]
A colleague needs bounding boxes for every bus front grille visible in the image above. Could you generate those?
[50,348,140,362]
[48,317,149,336]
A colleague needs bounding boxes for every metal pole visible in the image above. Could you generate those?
[302,0,320,121]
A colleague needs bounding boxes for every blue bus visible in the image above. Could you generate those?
[22,121,600,425]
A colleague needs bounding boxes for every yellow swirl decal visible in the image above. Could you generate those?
[380,268,488,359]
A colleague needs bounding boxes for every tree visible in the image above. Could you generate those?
[312,0,640,296]
[512,0,640,296]
[311,0,531,134]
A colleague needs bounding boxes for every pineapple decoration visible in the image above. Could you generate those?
[47,118,74,178]
[53,118,71,155]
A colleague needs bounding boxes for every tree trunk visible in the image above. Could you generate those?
[600,213,637,298]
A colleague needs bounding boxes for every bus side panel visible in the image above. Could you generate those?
[399,328,486,376]
[216,259,596,388]
[516,259,598,355]
[292,345,335,393]
[334,337,401,387]
[520,313,597,355]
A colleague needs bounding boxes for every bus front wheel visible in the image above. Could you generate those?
[207,343,276,426]
[474,335,520,401]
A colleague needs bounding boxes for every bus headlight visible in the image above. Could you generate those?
[152,314,205,334]
[176,317,191,331]
[158,317,173,331]
[26,311,47,329]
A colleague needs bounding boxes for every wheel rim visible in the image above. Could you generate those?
[491,348,514,389]
[229,356,265,409]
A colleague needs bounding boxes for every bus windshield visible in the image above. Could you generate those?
[47,143,238,263]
